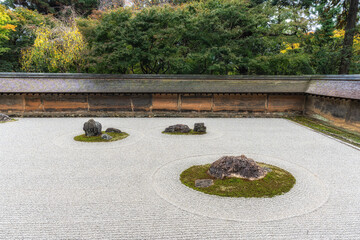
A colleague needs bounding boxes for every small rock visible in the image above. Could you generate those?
[263,166,272,173]
[101,133,112,140]
[0,113,11,122]
[83,119,102,137]
[194,123,206,133]
[105,128,122,133]
[208,155,267,180]
[164,124,191,133]
[195,179,214,188]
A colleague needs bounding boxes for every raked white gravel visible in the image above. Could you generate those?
[0,118,359,239]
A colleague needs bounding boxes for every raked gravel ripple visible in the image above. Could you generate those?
[152,153,329,222]
[0,118,359,239]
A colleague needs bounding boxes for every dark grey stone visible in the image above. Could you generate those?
[101,133,112,140]
[194,123,206,133]
[164,124,191,133]
[195,179,214,188]
[83,119,102,136]
[105,128,121,133]
[208,155,267,180]
[0,113,11,122]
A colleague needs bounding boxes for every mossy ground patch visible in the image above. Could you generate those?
[288,116,360,147]
[0,119,18,123]
[74,131,129,142]
[180,163,296,198]
[162,130,206,135]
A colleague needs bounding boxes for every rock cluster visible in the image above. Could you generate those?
[164,124,191,133]
[194,123,206,133]
[83,119,102,137]
[105,128,121,133]
[164,123,207,133]
[83,119,122,140]
[0,113,11,122]
[208,155,267,181]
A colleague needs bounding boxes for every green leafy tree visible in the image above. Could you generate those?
[82,0,310,74]
[0,5,16,56]
[265,0,360,74]
[0,7,53,71]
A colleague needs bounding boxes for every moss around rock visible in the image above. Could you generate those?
[162,130,206,135]
[163,123,207,135]
[180,163,296,198]
[74,131,129,142]
[0,119,17,123]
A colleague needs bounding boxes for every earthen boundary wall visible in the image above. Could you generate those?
[1,73,359,132]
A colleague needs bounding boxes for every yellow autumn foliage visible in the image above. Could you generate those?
[333,29,360,55]
[21,25,86,72]
[280,42,300,54]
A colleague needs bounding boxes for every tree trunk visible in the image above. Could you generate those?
[339,0,359,74]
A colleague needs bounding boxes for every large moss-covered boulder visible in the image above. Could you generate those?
[83,119,102,137]
[208,155,267,180]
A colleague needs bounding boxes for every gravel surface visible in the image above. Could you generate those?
[0,118,359,239]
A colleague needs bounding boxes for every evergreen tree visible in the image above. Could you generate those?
[339,0,359,74]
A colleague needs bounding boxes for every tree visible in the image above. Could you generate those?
[0,5,16,56]
[81,0,310,74]
[339,0,359,74]
[0,7,54,72]
[21,23,87,72]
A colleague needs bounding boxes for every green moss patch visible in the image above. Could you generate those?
[180,163,296,198]
[0,119,18,124]
[74,131,129,142]
[162,130,206,135]
[288,116,360,148]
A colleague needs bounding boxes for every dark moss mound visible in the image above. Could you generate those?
[74,131,129,142]
[180,163,296,198]
[162,130,206,135]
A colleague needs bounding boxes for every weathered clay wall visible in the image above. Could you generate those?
[0,93,305,115]
[0,73,359,132]
[305,95,360,132]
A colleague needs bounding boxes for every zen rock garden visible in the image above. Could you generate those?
[1,116,296,199]
[72,120,296,198]
[180,154,296,198]
[74,119,129,142]
[3,116,358,238]
[163,123,207,135]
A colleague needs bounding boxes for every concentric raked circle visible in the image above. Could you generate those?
[52,128,143,150]
[152,153,329,222]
